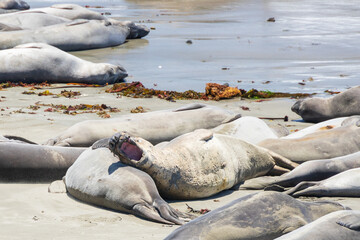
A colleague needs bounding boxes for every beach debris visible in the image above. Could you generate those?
[150,27,156,30]
[267,17,276,22]
[0,81,51,90]
[186,204,211,215]
[259,116,289,122]
[339,74,349,77]
[186,40,193,44]
[84,5,104,8]
[105,82,313,101]
[221,67,230,70]
[324,90,341,95]
[26,102,121,117]
[298,82,306,86]
[241,106,250,111]
[213,199,220,202]
[21,89,81,98]
[32,216,39,221]
[131,106,145,113]
[205,83,241,100]
[262,81,271,84]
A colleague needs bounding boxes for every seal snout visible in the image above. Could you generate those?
[291,99,304,114]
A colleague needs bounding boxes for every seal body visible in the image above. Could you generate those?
[285,167,360,197]
[65,148,191,225]
[292,86,360,123]
[211,116,279,144]
[0,19,130,51]
[276,210,360,240]
[165,191,346,240]
[240,151,360,190]
[109,130,276,199]
[46,104,241,147]
[0,43,127,84]
[25,4,105,20]
[0,135,85,181]
[259,121,360,163]
[0,12,69,29]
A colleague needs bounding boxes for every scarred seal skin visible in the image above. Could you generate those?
[291,86,360,123]
[65,147,192,225]
[164,191,347,240]
[0,43,127,84]
[108,130,282,200]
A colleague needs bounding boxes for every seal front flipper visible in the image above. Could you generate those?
[173,103,206,112]
[92,138,110,150]
[133,202,183,225]
[336,214,360,230]
[284,181,318,197]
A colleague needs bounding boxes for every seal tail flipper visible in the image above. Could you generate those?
[336,214,360,230]
[221,113,242,124]
[264,184,287,192]
[4,135,38,144]
[266,149,299,170]
[132,203,180,225]
[267,165,290,176]
[284,181,318,197]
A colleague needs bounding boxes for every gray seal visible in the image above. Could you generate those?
[46,104,241,147]
[65,147,192,225]
[0,43,127,84]
[292,86,360,123]
[0,12,70,29]
[108,130,298,199]
[0,135,85,181]
[259,117,360,163]
[285,167,360,197]
[275,210,360,240]
[239,151,360,190]
[164,191,347,240]
[0,19,145,51]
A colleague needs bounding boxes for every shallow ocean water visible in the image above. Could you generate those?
[25,0,360,95]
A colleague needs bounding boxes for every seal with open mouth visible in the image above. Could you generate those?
[106,130,298,200]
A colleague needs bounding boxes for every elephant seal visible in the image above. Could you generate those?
[211,116,279,144]
[0,135,85,181]
[285,168,360,197]
[0,19,139,51]
[0,12,69,29]
[0,0,29,10]
[239,151,360,190]
[259,119,360,163]
[165,191,347,240]
[0,43,127,84]
[107,130,298,199]
[46,104,241,147]
[292,86,360,123]
[276,210,360,240]
[65,147,192,225]
[25,4,104,20]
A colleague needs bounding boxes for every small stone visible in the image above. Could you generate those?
[186,40,193,44]
[48,180,67,193]
[267,17,275,22]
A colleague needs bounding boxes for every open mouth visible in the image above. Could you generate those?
[109,132,143,161]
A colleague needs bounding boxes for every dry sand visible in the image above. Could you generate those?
[1,85,360,239]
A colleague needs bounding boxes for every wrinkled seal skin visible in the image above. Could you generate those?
[0,136,85,181]
[46,104,241,147]
[165,191,347,240]
[108,130,278,200]
[0,19,132,51]
[240,151,360,190]
[65,147,192,225]
[292,86,360,123]
[0,0,29,10]
[259,119,360,163]
[285,167,360,197]
[275,210,360,240]
[0,43,127,84]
